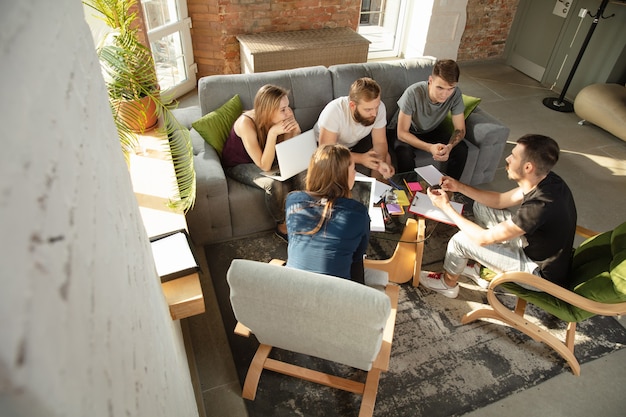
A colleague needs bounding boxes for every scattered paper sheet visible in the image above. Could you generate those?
[369,206,385,232]
[415,165,445,187]
[408,192,464,226]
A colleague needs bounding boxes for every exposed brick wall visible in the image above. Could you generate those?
[188,0,361,76]
[131,1,150,48]
[184,0,517,78]
[458,0,519,61]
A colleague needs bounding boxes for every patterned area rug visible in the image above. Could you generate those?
[202,221,626,417]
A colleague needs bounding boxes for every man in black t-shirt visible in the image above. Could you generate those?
[417,134,577,299]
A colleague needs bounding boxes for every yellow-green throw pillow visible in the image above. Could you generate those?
[192,95,243,156]
[439,94,481,133]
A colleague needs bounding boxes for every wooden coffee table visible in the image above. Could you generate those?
[363,170,432,286]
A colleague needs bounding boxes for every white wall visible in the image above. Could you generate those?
[402,0,467,60]
[0,1,199,416]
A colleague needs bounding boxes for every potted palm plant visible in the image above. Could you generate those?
[84,0,195,212]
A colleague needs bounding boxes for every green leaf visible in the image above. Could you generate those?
[84,0,196,211]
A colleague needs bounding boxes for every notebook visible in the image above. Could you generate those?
[261,129,317,181]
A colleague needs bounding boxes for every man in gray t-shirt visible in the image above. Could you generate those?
[392,59,468,179]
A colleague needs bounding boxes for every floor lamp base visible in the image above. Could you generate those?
[542,97,574,113]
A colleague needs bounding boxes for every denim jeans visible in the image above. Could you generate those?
[443,202,541,280]
[225,163,306,224]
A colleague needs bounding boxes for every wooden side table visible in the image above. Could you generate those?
[161,273,204,320]
[130,138,205,320]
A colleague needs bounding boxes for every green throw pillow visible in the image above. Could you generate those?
[192,95,243,156]
[439,94,481,134]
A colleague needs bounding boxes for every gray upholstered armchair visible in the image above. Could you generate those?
[227,259,399,416]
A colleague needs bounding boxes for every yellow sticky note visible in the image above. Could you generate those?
[394,190,410,206]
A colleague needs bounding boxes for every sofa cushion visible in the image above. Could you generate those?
[610,221,626,294]
[171,105,202,130]
[197,66,332,132]
[567,222,626,303]
[192,94,242,157]
[328,57,437,125]
[439,94,481,133]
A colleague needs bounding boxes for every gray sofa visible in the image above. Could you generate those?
[172,58,510,246]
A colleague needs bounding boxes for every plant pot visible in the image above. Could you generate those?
[116,94,159,133]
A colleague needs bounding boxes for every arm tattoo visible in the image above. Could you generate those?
[448,129,462,146]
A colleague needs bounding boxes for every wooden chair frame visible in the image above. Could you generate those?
[364,217,425,286]
[461,226,626,375]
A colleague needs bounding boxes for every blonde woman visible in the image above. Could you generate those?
[222,84,303,240]
[285,144,371,284]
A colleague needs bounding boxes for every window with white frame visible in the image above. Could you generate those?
[358,0,407,59]
[141,0,196,100]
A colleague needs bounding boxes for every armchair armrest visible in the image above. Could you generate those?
[171,105,202,130]
[464,107,509,147]
[488,272,626,317]
[576,225,598,239]
[234,321,251,337]
[464,107,510,185]
[184,140,233,245]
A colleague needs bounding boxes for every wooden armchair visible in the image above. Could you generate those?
[462,222,626,375]
[227,259,399,417]
[364,217,426,286]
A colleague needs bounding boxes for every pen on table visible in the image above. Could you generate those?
[402,178,414,199]
[387,178,402,190]
[380,201,392,223]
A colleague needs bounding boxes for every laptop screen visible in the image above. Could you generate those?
[351,178,375,208]
[352,176,386,232]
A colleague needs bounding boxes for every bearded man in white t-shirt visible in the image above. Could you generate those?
[314,77,395,179]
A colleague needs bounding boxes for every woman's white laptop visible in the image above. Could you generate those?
[261,129,316,181]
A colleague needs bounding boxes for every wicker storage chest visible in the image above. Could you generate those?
[237,27,370,73]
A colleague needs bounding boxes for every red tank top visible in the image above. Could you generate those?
[221,114,254,168]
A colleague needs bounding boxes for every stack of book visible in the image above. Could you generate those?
[150,230,199,282]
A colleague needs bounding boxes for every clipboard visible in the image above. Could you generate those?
[408,192,463,226]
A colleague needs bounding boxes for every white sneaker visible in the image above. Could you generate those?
[419,271,459,299]
[462,263,489,289]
